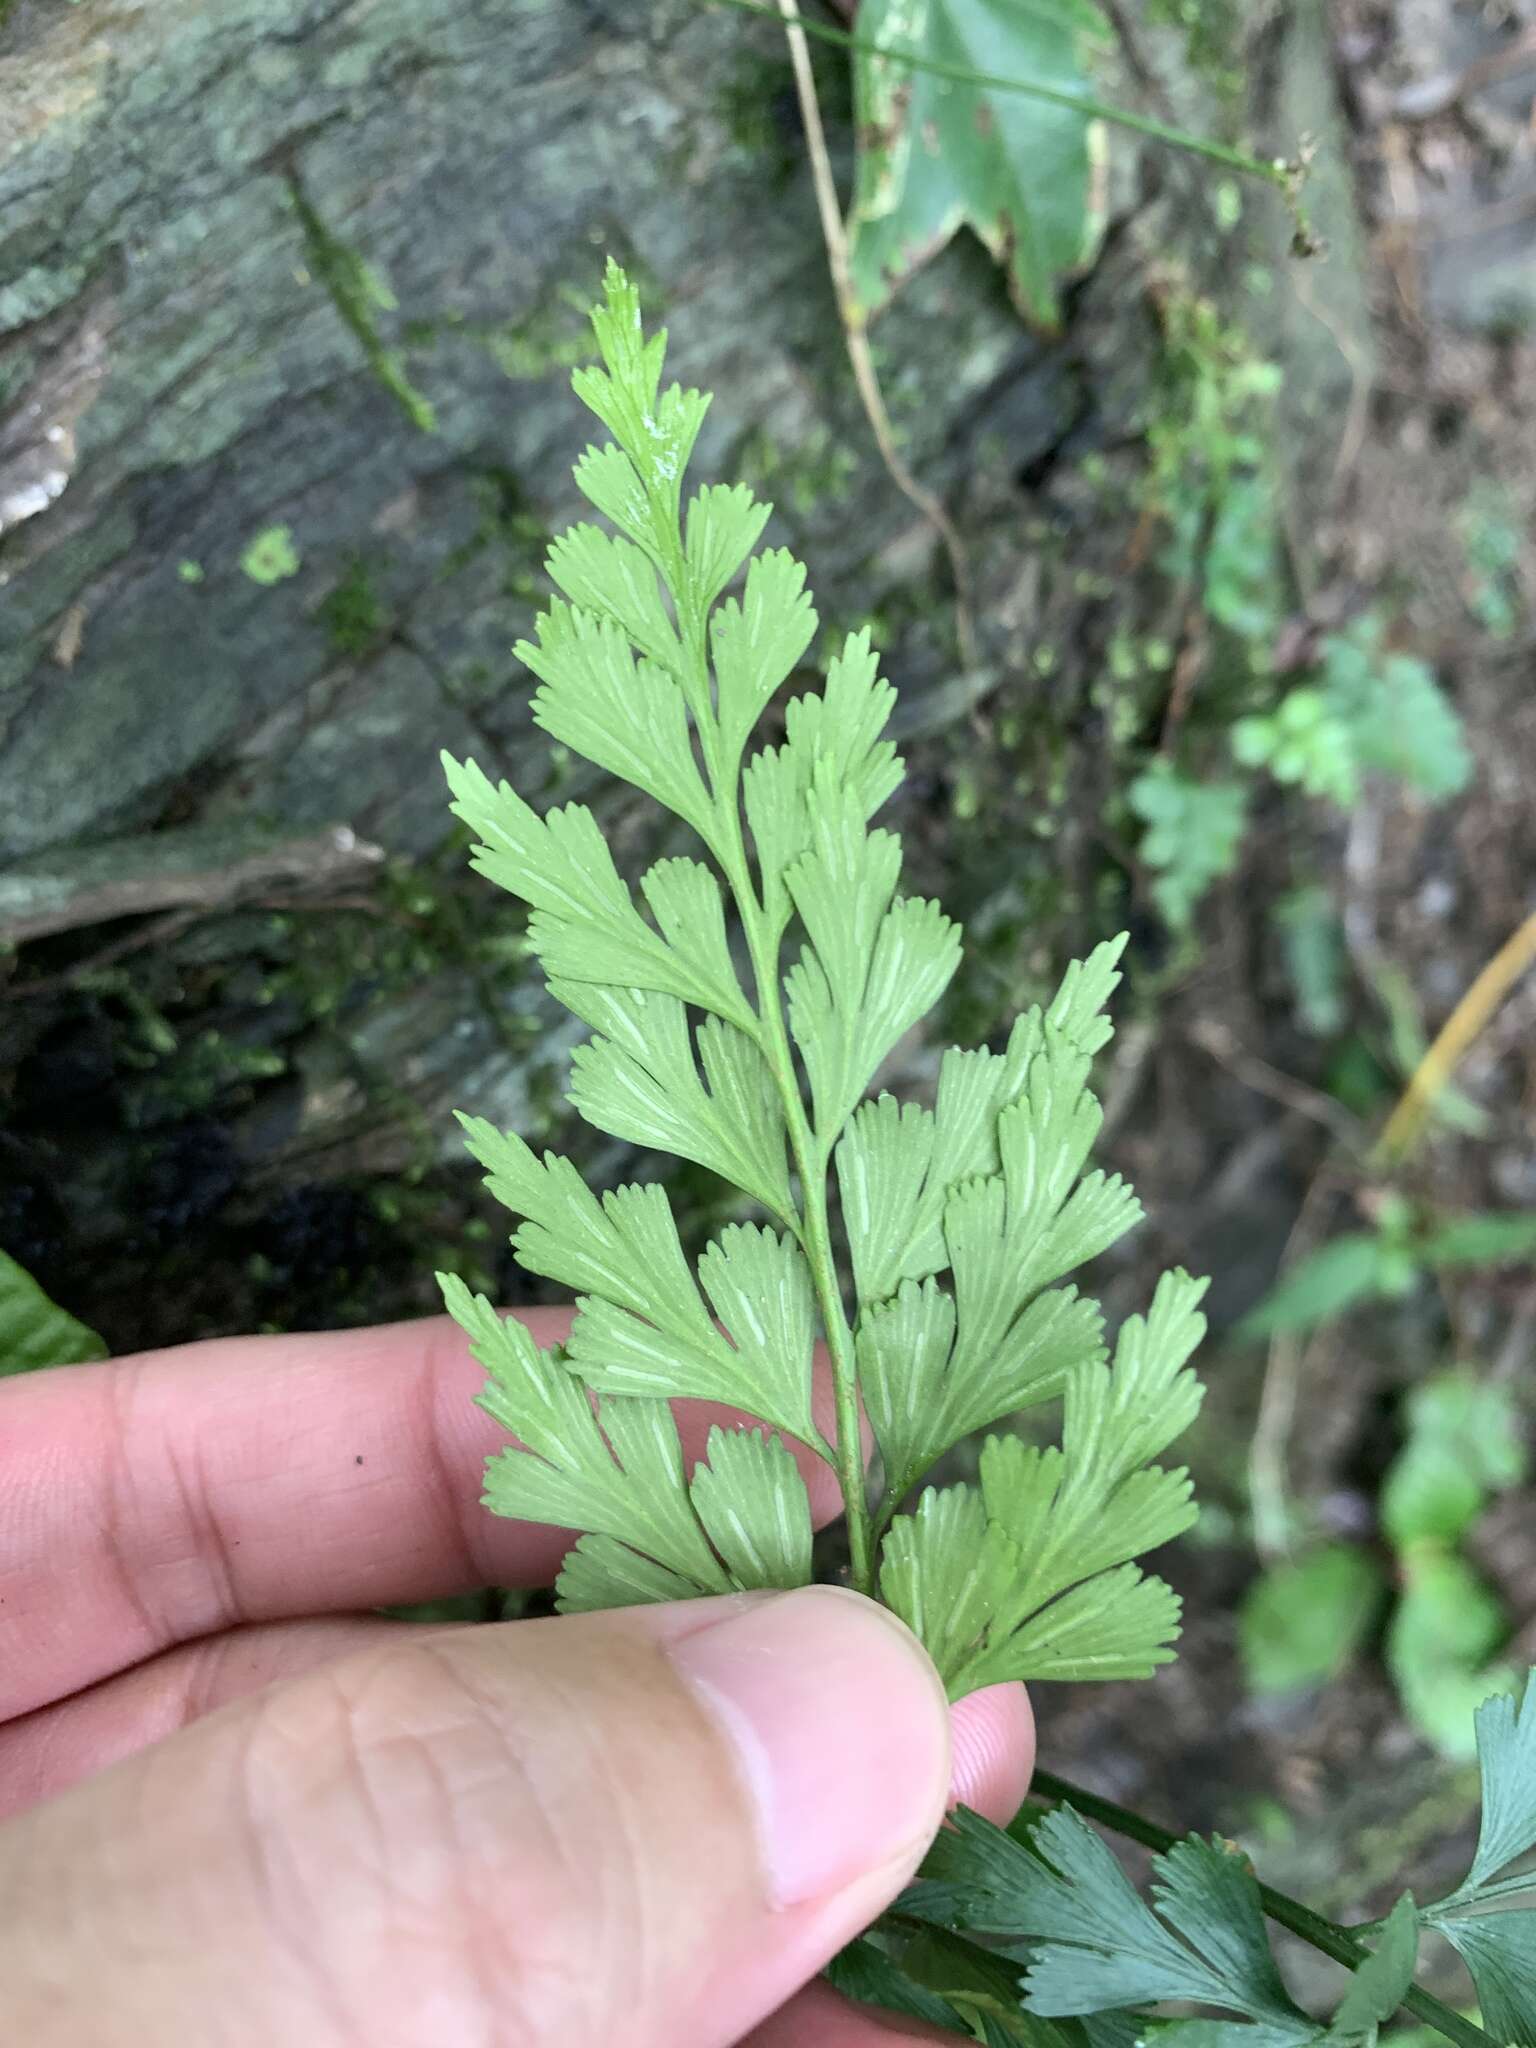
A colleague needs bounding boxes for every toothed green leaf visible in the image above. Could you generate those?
[1433,1913,1536,2045]
[638,856,757,1031]
[518,602,709,833]
[543,521,682,671]
[440,1274,728,1592]
[838,937,1130,1317]
[1325,1894,1420,2040]
[859,1276,1105,1508]
[712,547,817,769]
[555,983,793,1224]
[690,1425,815,1590]
[786,784,961,1136]
[907,1808,1314,2039]
[1431,1677,1536,1910]
[560,1221,823,1453]
[556,1533,707,1613]
[444,754,745,1021]
[880,1274,1204,1691]
[684,481,774,614]
[565,1229,822,1455]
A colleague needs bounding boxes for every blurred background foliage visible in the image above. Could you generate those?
[3,0,1536,2016]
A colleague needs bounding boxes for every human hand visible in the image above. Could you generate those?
[0,1311,1033,2046]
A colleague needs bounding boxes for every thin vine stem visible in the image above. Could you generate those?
[775,0,978,670]
[714,0,1299,190]
[1028,1770,1496,2048]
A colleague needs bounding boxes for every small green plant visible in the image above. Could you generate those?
[1235,621,1472,810]
[1458,484,1521,641]
[1241,1190,1535,1764]
[1242,1373,1527,1761]
[1240,1541,1385,1696]
[240,523,301,585]
[1241,1200,1536,1341]
[1386,1375,1528,1758]
[1127,759,1247,933]
[440,268,1536,2047]
[1123,294,1472,938]
[1145,292,1283,576]
[1275,884,1347,1037]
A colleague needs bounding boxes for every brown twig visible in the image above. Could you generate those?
[1189,1018,1364,1147]
[0,825,386,948]
[1377,911,1536,1163]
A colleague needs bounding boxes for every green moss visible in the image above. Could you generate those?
[318,555,389,656]
[240,524,300,585]
[1146,0,1244,102]
[287,172,437,433]
[437,465,549,601]
[716,52,799,183]
[735,423,860,518]
[404,284,594,383]
[484,289,592,380]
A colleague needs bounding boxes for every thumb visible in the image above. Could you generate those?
[0,1587,955,2048]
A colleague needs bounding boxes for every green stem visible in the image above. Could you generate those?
[1028,1771,1496,2048]
[732,901,872,1588]
[720,819,874,1594]
[674,598,874,1593]
[710,0,1295,188]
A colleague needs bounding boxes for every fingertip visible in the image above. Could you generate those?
[948,1681,1034,1825]
[669,1585,951,1911]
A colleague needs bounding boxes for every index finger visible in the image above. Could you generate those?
[0,1311,846,1722]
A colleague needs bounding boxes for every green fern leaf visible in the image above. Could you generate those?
[689,1425,815,1591]
[443,261,1208,1675]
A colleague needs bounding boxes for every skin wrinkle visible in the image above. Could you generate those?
[0,1616,398,1817]
[397,1641,547,2048]
[474,1652,617,2045]
[160,1368,244,1640]
[414,1332,493,1589]
[609,1716,670,2040]
[238,1672,391,2048]
[3,1690,60,1814]
[230,1698,341,2041]
[588,1625,767,2041]
[345,1639,559,2047]
[403,1738,502,2048]
[99,1354,169,1664]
